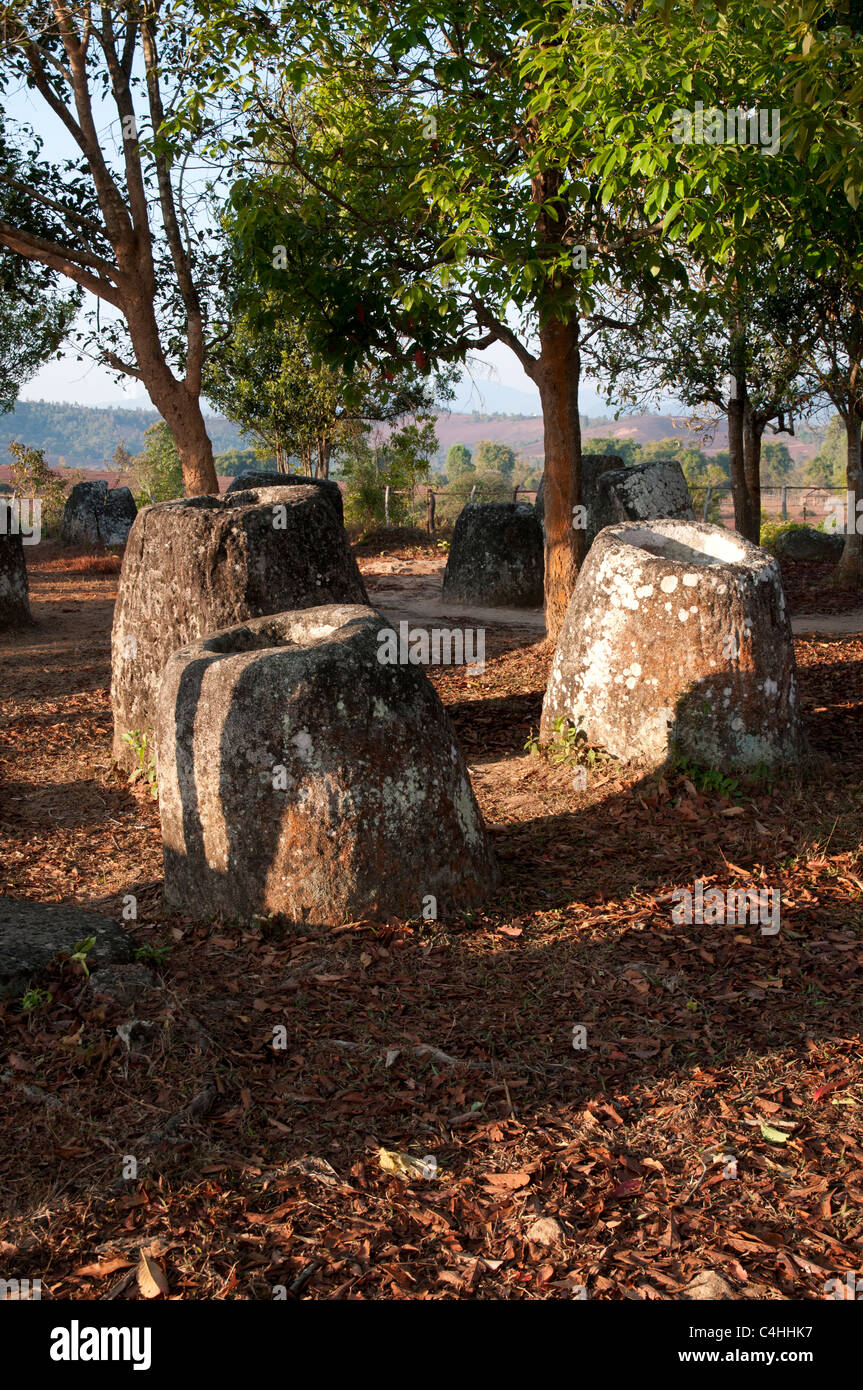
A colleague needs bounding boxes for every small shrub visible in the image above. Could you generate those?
[7,441,81,536]
[760,518,824,554]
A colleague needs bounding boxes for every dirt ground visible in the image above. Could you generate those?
[0,540,861,1301]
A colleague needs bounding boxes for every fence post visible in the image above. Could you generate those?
[781,485,788,520]
[702,486,713,522]
[470,484,476,502]
[384,485,390,526]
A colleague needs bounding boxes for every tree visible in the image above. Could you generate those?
[583,435,640,467]
[0,117,80,412]
[199,1,692,636]
[761,442,794,484]
[338,415,438,529]
[7,440,73,533]
[445,443,473,482]
[133,421,184,505]
[805,414,845,486]
[0,2,232,494]
[784,267,863,581]
[768,0,863,205]
[112,441,134,473]
[584,265,810,542]
[204,288,443,478]
[473,439,516,477]
[0,279,78,416]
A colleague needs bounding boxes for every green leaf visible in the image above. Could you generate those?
[759,1123,790,1144]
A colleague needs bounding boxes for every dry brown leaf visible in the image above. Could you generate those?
[483,1171,531,1190]
[74,1257,132,1278]
[136,1251,169,1299]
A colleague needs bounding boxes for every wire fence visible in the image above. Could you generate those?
[363,481,848,536]
[689,484,846,530]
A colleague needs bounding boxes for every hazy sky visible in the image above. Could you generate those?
[21,335,622,417]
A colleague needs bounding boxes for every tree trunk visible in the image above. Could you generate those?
[726,320,760,542]
[835,413,863,584]
[742,403,764,544]
[150,382,218,496]
[534,317,583,642]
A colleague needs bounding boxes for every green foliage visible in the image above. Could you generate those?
[439,469,513,521]
[761,441,794,484]
[760,518,824,553]
[805,415,846,486]
[445,443,473,481]
[0,116,81,413]
[0,289,78,418]
[583,436,639,467]
[669,753,741,802]
[69,937,96,978]
[204,263,445,476]
[133,422,184,505]
[473,439,516,476]
[339,416,439,529]
[21,986,52,1013]
[134,942,172,967]
[122,730,158,799]
[7,440,73,534]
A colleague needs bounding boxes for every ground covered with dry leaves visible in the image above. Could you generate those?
[0,541,861,1301]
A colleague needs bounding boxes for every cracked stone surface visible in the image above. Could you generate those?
[443,502,544,607]
[594,459,695,532]
[155,604,498,924]
[110,486,368,768]
[541,519,803,768]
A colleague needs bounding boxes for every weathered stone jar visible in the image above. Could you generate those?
[111,486,368,769]
[0,502,32,629]
[443,501,543,607]
[155,604,499,924]
[61,479,137,546]
[541,519,803,768]
[225,471,344,524]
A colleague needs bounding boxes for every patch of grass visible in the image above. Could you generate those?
[524,717,610,770]
[122,730,158,799]
[21,986,52,1013]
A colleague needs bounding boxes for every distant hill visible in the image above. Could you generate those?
[0,400,248,468]
[1,399,825,473]
[433,411,825,470]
